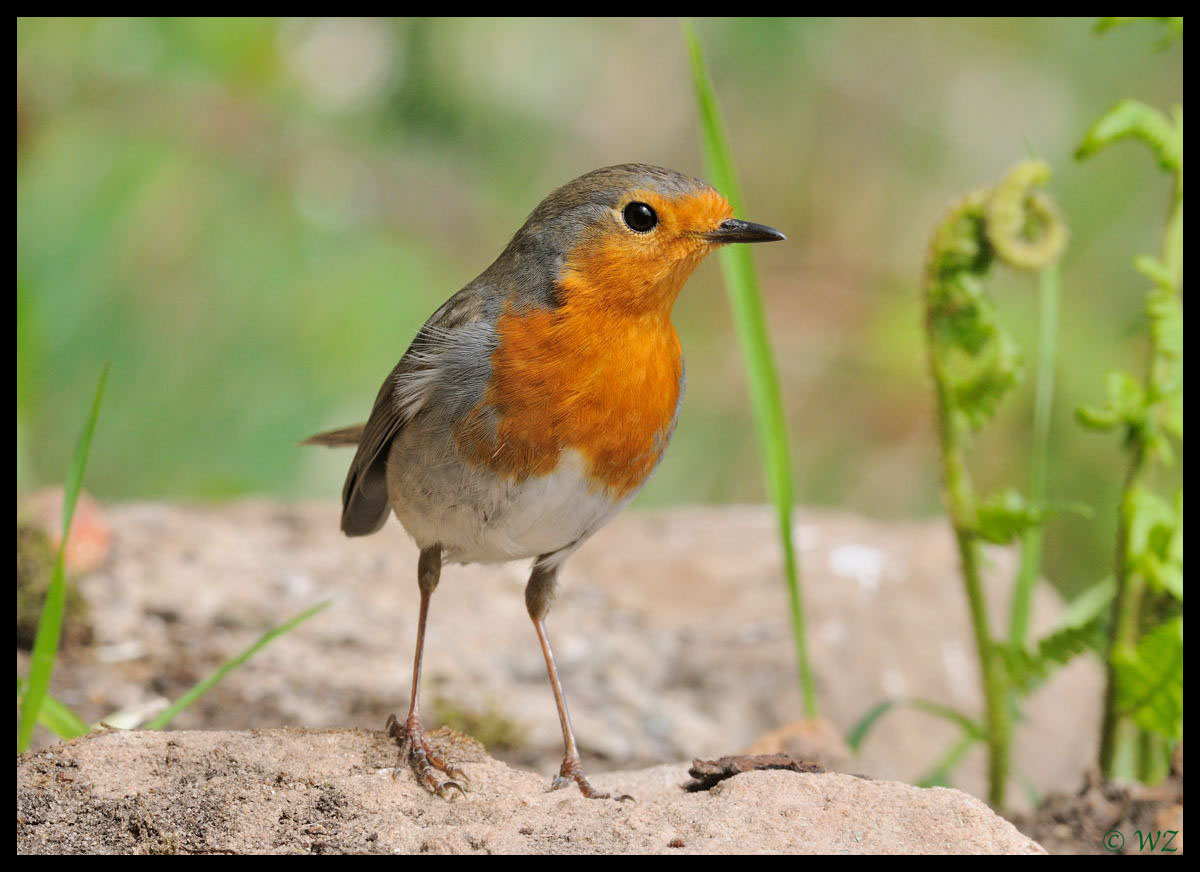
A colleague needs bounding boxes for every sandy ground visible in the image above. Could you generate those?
[17,728,1045,854]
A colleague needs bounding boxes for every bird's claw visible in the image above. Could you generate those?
[433,779,466,800]
[385,713,470,800]
[549,757,634,802]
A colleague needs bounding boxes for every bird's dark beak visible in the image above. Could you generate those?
[702,218,787,244]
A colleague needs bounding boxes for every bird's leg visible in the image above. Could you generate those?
[526,558,631,801]
[386,545,470,798]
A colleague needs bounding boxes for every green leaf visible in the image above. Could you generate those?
[1094,17,1133,33]
[1094,16,1183,44]
[1165,490,1184,600]
[846,698,985,752]
[145,599,331,730]
[1107,371,1147,421]
[1114,617,1183,740]
[1124,487,1183,600]
[1154,563,1184,601]
[1125,487,1174,563]
[1147,293,1183,438]
[1057,576,1117,628]
[846,700,897,751]
[1148,292,1183,357]
[1133,255,1175,291]
[17,364,109,753]
[1161,398,1183,441]
[951,331,1025,430]
[1075,100,1182,172]
[1094,16,1185,39]
[975,490,1088,545]
[683,18,815,718]
[1078,370,1150,435]
[984,163,1068,270]
[1000,616,1107,696]
[1075,403,1119,432]
[925,161,1066,445]
[15,677,91,740]
[976,489,1042,544]
[1001,577,1114,695]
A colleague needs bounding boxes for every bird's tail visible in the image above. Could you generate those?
[301,423,365,447]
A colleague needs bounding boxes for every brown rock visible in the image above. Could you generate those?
[32,502,1102,810]
[17,728,1045,855]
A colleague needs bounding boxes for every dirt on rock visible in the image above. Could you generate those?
[17,728,1045,855]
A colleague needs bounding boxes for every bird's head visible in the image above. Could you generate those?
[501,164,785,316]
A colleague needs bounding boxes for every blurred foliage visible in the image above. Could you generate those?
[16,18,1183,601]
[1069,20,1183,783]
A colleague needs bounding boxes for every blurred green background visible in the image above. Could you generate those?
[16,18,1182,598]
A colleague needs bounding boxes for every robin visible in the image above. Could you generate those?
[306,163,784,800]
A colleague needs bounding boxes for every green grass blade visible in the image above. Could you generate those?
[16,677,91,739]
[145,599,332,730]
[846,700,898,751]
[917,733,978,788]
[17,363,109,752]
[683,18,816,718]
[847,696,986,753]
[906,698,988,741]
[1009,264,1061,646]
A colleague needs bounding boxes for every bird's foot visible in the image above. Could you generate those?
[549,754,634,802]
[385,713,471,799]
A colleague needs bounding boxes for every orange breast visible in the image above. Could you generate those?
[454,303,683,498]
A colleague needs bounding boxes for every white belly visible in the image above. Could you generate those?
[388,447,626,566]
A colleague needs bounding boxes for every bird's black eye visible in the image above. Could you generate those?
[623,201,658,233]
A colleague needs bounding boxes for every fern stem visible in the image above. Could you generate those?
[923,162,1065,810]
[929,355,1010,809]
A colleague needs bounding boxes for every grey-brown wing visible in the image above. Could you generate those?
[339,287,494,536]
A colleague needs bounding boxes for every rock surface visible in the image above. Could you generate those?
[17,728,1045,854]
[22,502,1102,810]
[22,502,1104,806]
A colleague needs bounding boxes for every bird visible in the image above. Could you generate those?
[306,163,784,800]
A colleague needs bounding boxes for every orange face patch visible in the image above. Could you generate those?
[558,187,734,316]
